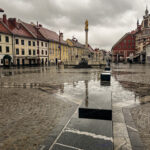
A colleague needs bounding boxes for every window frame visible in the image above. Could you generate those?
[28,49,31,55]
[22,49,25,55]
[16,48,19,55]
[28,41,31,46]
[6,46,9,53]
[21,40,24,45]
[5,36,9,42]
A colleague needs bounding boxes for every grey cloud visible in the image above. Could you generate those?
[0,0,147,50]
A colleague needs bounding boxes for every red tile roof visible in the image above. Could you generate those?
[0,20,12,34]
[38,26,67,44]
[7,20,34,38]
[20,21,46,40]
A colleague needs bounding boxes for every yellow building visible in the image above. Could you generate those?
[21,21,49,65]
[66,37,85,61]
[0,14,90,66]
[13,37,38,65]
[0,20,13,66]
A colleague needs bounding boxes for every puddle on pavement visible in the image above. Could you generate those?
[0,66,147,150]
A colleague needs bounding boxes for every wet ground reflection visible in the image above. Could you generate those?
[0,65,149,150]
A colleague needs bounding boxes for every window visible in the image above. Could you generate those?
[28,41,31,46]
[42,50,44,55]
[21,40,24,45]
[45,51,47,55]
[41,42,43,46]
[16,39,19,44]
[0,46,2,52]
[16,48,19,55]
[29,49,31,55]
[0,35,1,42]
[45,43,47,47]
[6,36,9,42]
[6,46,9,53]
[33,50,36,55]
[33,41,35,46]
[22,49,25,55]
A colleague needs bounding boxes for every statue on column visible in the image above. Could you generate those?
[85,20,88,31]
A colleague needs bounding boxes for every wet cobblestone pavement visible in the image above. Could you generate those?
[0,64,150,150]
[112,63,150,150]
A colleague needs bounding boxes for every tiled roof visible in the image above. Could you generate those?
[68,38,85,48]
[39,27,58,41]
[7,21,34,38]
[20,21,46,40]
[130,30,136,34]
[38,27,67,44]
[0,20,11,34]
[88,44,94,52]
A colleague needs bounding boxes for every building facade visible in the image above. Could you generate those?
[0,13,100,66]
[66,37,85,62]
[0,20,13,66]
[111,32,136,62]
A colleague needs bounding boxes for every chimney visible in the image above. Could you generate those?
[59,32,63,41]
[12,18,16,27]
[3,14,7,24]
[39,24,42,27]
[8,18,16,27]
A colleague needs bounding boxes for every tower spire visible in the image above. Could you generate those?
[137,18,139,27]
[145,5,149,16]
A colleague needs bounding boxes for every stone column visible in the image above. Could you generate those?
[85,20,88,49]
[85,31,88,49]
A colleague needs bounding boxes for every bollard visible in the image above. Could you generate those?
[101,72,111,82]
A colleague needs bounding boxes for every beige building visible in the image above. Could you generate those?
[0,20,13,66]
[0,14,95,66]
[66,37,85,62]
[134,7,150,62]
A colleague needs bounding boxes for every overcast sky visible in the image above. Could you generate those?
[0,0,148,50]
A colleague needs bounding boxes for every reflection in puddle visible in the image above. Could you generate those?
[85,80,89,107]
[1,66,148,150]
